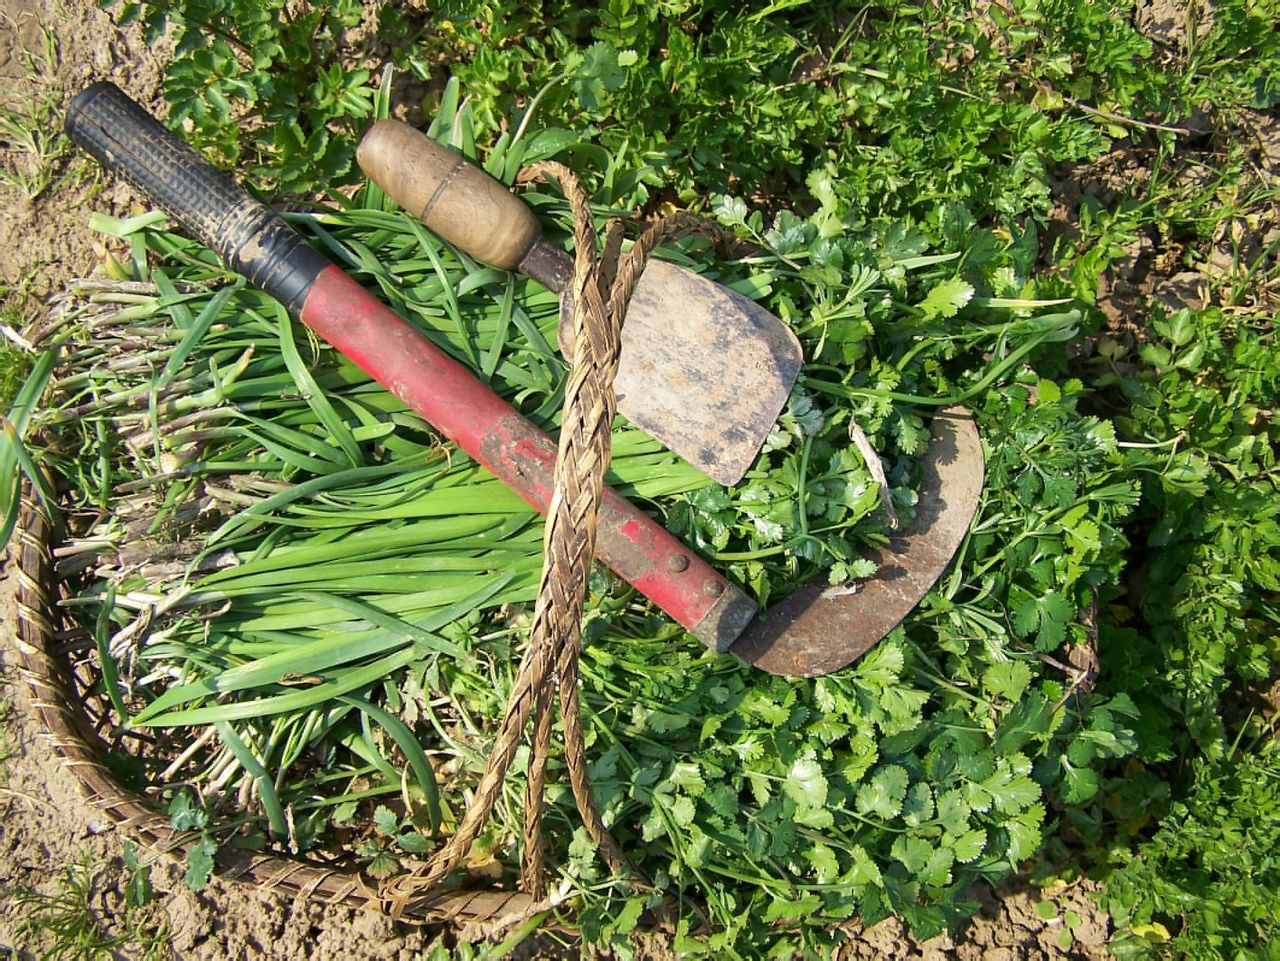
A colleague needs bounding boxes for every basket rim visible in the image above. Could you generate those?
[11,476,542,931]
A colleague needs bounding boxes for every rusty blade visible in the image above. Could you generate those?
[730,406,984,677]
[538,252,803,487]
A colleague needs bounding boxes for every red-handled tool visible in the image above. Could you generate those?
[64,82,755,652]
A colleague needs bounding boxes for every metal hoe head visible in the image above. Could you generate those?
[555,258,803,487]
[731,406,984,677]
[355,120,803,488]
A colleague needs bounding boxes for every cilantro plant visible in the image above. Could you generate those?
[167,790,220,891]
[1083,307,1280,763]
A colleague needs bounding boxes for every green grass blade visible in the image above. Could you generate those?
[292,590,468,656]
[407,222,478,371]
[204,461,418,546]
[135,647,421,727]
[1,417,60,531]
[481,277,515,380]
[93,586,129,721]
[0,347,57,545]
[236,413,347,467]
[157,280,245,390]
[214,721,289,836]
[275,304,363,468]
[134,573,514,721]
[338,693,442,831]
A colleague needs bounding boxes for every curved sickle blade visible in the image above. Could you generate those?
[730,406,984,677]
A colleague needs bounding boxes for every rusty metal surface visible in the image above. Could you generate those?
[535,245,803,487]
[730,406,984,677]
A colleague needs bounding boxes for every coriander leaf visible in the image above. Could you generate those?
[1012,598,1042,638]
[169,791,207,832]
[685,825,710,868]
[784,756,829,809]
[1012,591,1076,651]
[856,765,909,819]
[936,789,972,835]
[713,194,749,228]
[891,835,934,876]
[922,847,955,887]
[808,715,851,744]
[1061,763,1100,804]
[365,848,400,879]
[764,893,822,923]
[705,783,739,821]
[983,661,1033,702]
[917,278,975,321]
[331,800,359,825]
[669,762,706,797]
[953,828,987,863]
[670,795,697,828]
[903,783,935,827]
[641,810,665,843]
[843,732,879,785]
[373,805,399,836]
[806,842,840,884]
[568,827,598,871]
[855,642,905,688]
[397,832,430,854]
[882,223,930,261]
[847,844,884,888]
[981,764,1042,814]
[185,836,217,891]
[1007,803,1046,860]
[830,557,879,584]
[770,819,798,859]
[794,804,836,830]
[572,42,625,110]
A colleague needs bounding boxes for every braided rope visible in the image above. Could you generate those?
[382,162,629,910]
[384,170,729,913]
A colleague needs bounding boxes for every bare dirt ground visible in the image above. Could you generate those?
[0,0,1179,957]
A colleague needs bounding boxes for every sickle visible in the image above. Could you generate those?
[731,406,984,677]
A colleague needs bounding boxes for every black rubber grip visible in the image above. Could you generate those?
[65,82,327,315]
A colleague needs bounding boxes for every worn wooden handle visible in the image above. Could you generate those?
[357,120,542,270]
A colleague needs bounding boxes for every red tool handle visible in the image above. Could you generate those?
[64,82,755,652]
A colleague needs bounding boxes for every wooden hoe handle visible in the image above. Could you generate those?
[357,120,544,270]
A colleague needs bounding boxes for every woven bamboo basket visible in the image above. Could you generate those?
[10,476,537,928]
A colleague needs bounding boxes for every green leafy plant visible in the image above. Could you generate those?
[105,0,388,192]
[12,165,1135,954]
[1101,736,1280,959]
[1033,894,1091,952]
[351,804,434,879]
[10,851,171,960]
[168,790,220,890]
[32,0,1280,952]
[1087,306,1280,764]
